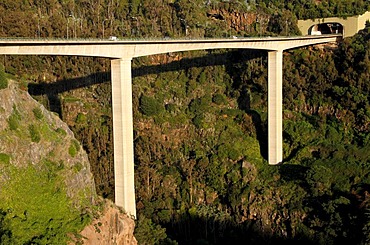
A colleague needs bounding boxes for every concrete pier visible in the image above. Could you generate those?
[111,58,136,218]
[268,51,283,165]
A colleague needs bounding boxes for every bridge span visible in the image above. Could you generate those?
[0,35,341,218]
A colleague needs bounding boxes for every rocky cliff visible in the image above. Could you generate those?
[78,199,137,245]
[0,80,136,244]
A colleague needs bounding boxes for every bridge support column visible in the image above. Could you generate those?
[111,58,136,218]
[268,50,283,165]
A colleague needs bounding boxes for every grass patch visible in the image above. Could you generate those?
[56,127,67,136]
[28,124,41,143]
[7,105,21,131]
[63,96,81,103]
[69,139,81,157]
[0,153,10,165]
[75,113,87,124]
[73,162,83,173]
[36,122,67,144]
[32,107,43,120]
[0,164,91,244]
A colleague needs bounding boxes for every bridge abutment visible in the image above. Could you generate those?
[268,50,283,165]
[111,58,136,218]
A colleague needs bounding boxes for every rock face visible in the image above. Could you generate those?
[79,200,137,245]
[207,8,258,32]
[0,80,95,204]
[0,81,136,244]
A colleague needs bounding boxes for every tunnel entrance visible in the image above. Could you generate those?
[309,23,343,35]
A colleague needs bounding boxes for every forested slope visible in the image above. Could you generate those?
[0,0,369,244]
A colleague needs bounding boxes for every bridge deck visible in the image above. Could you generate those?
[0,34,341,58]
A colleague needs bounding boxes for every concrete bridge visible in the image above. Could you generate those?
[298,11,370,38]
[0,35,340,218]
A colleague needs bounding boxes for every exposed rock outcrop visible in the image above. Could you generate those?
[0,80,95,204]
[78,200,137,245]
[0,81,136,244]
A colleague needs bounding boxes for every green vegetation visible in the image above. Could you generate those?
[28,124,41,143]
[134,215,169,245]
[0,153,10,165]
[140,95,164,116]
[7,105,21,131]
[73,162,83,173]
[68,139,80,157]
[0,0,369,244]
[0,64,7,90]
[259,0,370,19]
[32,107,43,120]
[0,163,90,244]
[75,113,87,124]
[131,25,370,244]
[56,127,67,136]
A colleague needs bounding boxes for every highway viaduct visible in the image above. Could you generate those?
[0,35,340,218]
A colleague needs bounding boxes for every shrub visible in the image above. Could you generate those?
[29,124,41,143]
[189,96,211,114]
[0,153,10,165]
[8,114,19,131]
[192,114,204,128]
[75,113,87,124]
[7,106,21,131]
[228,148,240,161]
[140,95,163,116]
[56,127,67,136]
[165,103,176,113]
[73,162,83,173]
[68,140,80,157]
[32,107,43,120]
[212,94,226,105]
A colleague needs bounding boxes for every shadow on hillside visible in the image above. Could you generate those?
[28,71,110,117]
[28,51,231,97]
[224,49,269,160]
[28,53,230,117]
[27,51,269,202]
[28,50,268,160]
[155,212,319,245]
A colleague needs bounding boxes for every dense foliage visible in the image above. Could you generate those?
[129,26,370,244]
[0,164,91,244]
[0,86,95,244]
[0,0,369,244]
[259,0,370,19]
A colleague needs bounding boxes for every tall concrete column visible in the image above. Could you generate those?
[111,58,136,218]
[268,50,283,165]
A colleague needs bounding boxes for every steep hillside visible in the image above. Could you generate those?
[0,0,369,244]
[0,80,136,244]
